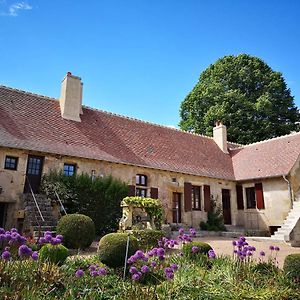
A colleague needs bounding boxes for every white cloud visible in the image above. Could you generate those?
[1,1,32,16]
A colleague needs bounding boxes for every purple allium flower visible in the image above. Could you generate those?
[269,245,275,251]
[208,249,216,259]
[150,261,157,267]
[275,246,280,251]
[98,268,107,276]
[233,249,238,254]
[127,256,136,264]
[75,269,84,278]
[39,237,46,245]
[260,251,266,257]
[165,267,172,273]
[90,270,98,277]
[141,265,150,273]
[165,270,174,280]
[247,251,253,257]
[44,231,52,237]
[18,245,32,257]
[179,228,184,235]
[31,251,38,261]
[239,236,246,242]
[0,228,5,234]
[170,263,178,270]
[56,234,63,241]
[157,248,165,256]
[158,255,165,261]
[135,250,144,259]
[189,228,196,237]
[192,246,199,253]
[1,250,10,260]
[179,251,184,257]
[89,264,97,271]
[232,241,237,246]
[158,240,163,247]
[132,273,141,281]
[11,228,18,233]
[44,234,52,243]
[129,266,138,274]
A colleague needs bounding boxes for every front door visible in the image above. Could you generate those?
[222,189,232,224]
[0,203,7,228]
[172,192,182,223]
[24,155,44,193]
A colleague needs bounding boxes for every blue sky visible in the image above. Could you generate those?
[0,1,299,127]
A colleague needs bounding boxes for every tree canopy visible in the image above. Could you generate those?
[179,54,299,144]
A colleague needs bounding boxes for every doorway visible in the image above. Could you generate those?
[0,203,8,228]
[222,189,232,224]
[172,192,182,223]
[24,155,44,193]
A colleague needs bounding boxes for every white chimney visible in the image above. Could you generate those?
[60,72,83,122]
[213,121,228,153]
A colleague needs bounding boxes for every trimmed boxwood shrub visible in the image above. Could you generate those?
[183,241,212,259]
[39,244,69,265]
[98,233,139,268]
[57,214,95,249]
[283,253,300,282]
[132,230,164,250]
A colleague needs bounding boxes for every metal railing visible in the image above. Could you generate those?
[26,176,45,222]
[54,190,67,215]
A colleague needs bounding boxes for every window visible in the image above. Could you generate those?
[4,156,18,170]
[246,187,256,209]
[136,174,147,186]
[64,163,76,176]
[192,186,201,210]
[136,188,147,197]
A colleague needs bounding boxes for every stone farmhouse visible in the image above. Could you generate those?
[0,73,300,244]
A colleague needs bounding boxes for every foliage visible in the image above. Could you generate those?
[40,170,129,235]
[122,196,163,229]
[132,230,165,250]
[39,244,69,265]
[199,199,226,231]
[57,214,95,249]
[98,233,139,268]
[283,253,300,282]
[182,241,212,259]
[180,54,300,144]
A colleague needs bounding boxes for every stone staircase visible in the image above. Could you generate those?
[271,201,300,242]
[23,194,57,237]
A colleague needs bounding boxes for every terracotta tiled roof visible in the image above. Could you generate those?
[0,86,235,180]
[231,133,300,181]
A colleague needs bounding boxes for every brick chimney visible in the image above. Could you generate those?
[213,121,228,153]
[60,72,83,122]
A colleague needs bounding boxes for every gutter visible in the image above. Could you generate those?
[283,175,293,208]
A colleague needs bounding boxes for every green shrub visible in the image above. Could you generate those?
[183,241,212,259]
[39,244,69,265]
[132,230,164,250]
[57,214,95,249]
[283,253,300,282]
[98,233,139,268]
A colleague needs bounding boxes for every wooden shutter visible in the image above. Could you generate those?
[150,187,158,199]
[204,185,211,212]
[184,182,192,212]
[128,185,135,196]
[255,183,265,209]
[236,185,244,210]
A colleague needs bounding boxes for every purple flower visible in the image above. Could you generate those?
[90,270,98,277]
[150,261,157,267]
[239,237,246,242]
[141,265,150,273]
[192,246,199,253]
[179,228,184,235]
[132,272,142,281]
[157,248,165,257]
[274,246,280,251]
[179,251,184,257]
[129,266,138,274]
[165,268,174,280]
[170,263,178,270]
[98,268,107,276]
[31,251,38,261]
[232,241,237,246]
[158,255,165,261]
[189,228,196,237]
[1,250,10,260]
[260,251,265,257]
[135,250,144,259]
[0,228,5,234]
[18,245,32,257]
[269,245,275,251]
[89,264,97,271]
[39,237,46,245]
[56,234,63,242]
[44,231,52,237]
[75,269,84,278]
[11,228,18,233]
[44,234,52,243]
[208,249,216,259]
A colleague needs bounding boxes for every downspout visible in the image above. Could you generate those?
[283,175,293,209]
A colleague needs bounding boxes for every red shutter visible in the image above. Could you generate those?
[184,182,192,212]
[236,185,244,210]
[150,187,158,199]
[128,185,135,196]
[204,185,211,212]
[255,183,265,209]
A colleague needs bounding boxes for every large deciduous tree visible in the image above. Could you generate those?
[179,54,299,144]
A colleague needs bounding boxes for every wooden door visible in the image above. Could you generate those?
[172,192,182,223]
[24,155,44,193]
[0,203,7,228]
[222,189,232,225]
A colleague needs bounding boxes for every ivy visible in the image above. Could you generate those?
[122,196,163,229]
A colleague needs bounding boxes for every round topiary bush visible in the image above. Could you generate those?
[39,244,69,265]
[98,233,139,268]
[283,253,300,282]
[56,214,95,249]
[132,230,165,250]
[182,241,212,259]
